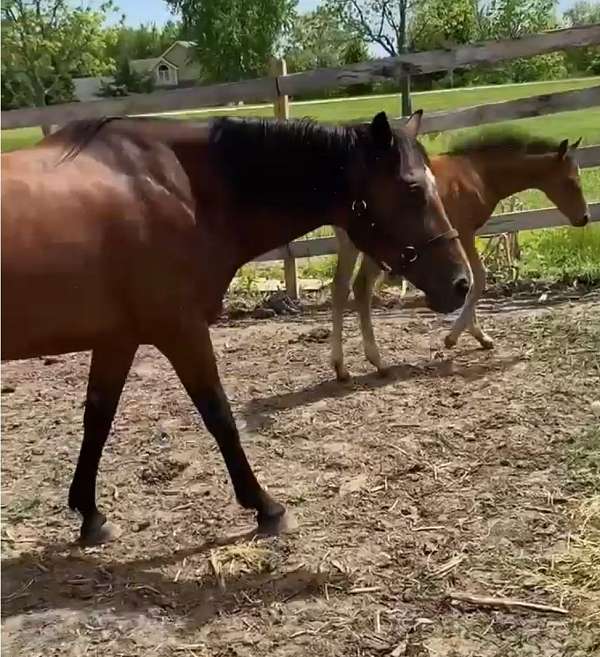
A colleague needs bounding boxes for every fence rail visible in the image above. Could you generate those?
[2,24,599,130]
[404,85,600,134]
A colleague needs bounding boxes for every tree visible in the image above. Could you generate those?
[1,0,116,109]
[103,20,186,95]
[165,0,297,82]
[325,0,413,56]
[479,0,559,40]
[563,1,600,74]
[409,0,477,52]
[284,6,368,72]
[106,20,185,63]
[469,0,565,83]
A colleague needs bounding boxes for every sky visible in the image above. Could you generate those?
[111,0,577,29]
[111,0,320,27]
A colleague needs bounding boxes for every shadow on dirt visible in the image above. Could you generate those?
[1,531,349,626]
[242,354,523,430]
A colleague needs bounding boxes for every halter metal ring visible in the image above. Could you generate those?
[401,245,418,264]
[351,199,367,214]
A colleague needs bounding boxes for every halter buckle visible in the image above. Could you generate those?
[351,199,367,215]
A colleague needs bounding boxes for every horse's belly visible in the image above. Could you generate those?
[1,189,127,360]
[1,269,122,360]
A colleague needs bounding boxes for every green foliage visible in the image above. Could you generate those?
[106,21,185,62]
[563,1,600,75]
[165,0,297,82]
[459,0,566,84]
[1,0,116,109]
[284,6,368,73]
[480,0,559,38]
[410,0,477,51]
[519,225,600,284]
[109,55,155,95]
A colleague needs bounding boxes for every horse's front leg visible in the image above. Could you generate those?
[69,342,137,544]
[157,320,288,534]
[353,254,385,374]
[330,229,360,382]
[444,235,493,349]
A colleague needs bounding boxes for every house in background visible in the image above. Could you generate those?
[129,41,201,88]
[72,41,201,102]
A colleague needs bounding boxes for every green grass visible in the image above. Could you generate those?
[519,223,600,283]
[1,126,43,152]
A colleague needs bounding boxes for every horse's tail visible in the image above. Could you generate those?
[54,116,123,166]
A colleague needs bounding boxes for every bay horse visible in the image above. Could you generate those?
[330,131,590,381]
[1,111,471,544]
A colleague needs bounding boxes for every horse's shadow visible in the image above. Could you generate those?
[242,354,522,431]
[1,530,349,627]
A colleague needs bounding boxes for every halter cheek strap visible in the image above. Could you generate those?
[350,199,460,274]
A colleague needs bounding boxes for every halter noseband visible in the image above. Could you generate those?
[350,199,459,274]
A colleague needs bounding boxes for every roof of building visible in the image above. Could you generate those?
[129,41,196,75]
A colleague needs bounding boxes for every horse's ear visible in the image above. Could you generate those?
[557,139,569,160]
[571,137,582,150]
[404,110,423,139]
[370,112,394,148]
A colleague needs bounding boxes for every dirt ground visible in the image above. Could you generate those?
[2,287,599,657]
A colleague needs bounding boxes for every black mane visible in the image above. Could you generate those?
[208,117,361,214]
[448,127,560,156]
[208,116,422,214]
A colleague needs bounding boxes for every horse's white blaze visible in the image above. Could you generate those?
[424,165,438,199]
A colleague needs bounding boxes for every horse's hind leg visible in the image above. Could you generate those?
[157,320,288,534]
[353,255,385,374]
[69,342,137,544]
[331,230,359,382]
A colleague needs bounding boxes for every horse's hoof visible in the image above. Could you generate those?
[257,509,297,536]
[79,520,122,546]
[444,335,458,349]
[334,364,351,382]
[479,336,494,350]
[375,366,390,378]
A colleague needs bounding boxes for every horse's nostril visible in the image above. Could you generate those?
[583,213,590,225]
[454,276,470,299]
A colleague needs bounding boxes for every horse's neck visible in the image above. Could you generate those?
[472,151,551,205]
[231,207,347,271]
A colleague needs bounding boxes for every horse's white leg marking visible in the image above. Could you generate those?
[353,254,385,373]
[399,277,408,298]
[331,229,359,381]
[445,236,492,349]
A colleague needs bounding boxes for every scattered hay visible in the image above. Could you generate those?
[208,541,279,589]
[533,495,600,623]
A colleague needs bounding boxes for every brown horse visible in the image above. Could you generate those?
[1,111,471,544]
[330,131,590,381]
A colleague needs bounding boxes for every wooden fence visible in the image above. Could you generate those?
[2,24,600,297]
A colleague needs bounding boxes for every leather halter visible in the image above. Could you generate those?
[350,198,459,274]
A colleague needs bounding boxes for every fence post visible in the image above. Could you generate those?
[41,124,59,136]
[272,57,298,299]
[400,66,412,116]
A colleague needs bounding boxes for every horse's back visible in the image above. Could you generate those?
[1,128,209,360]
